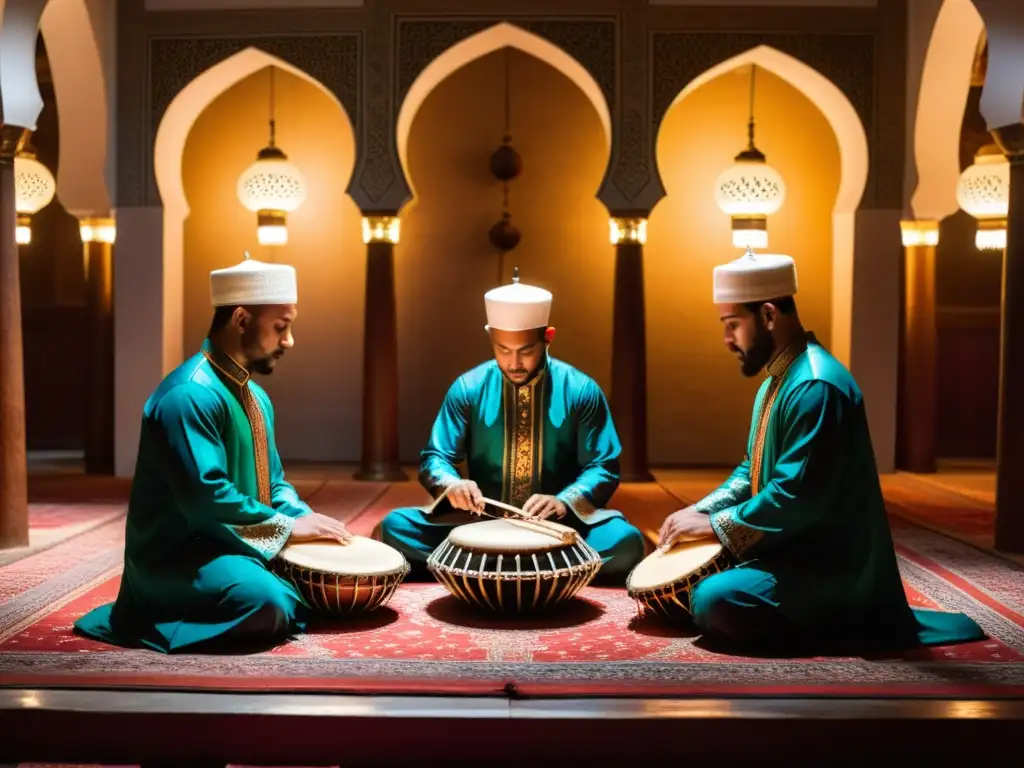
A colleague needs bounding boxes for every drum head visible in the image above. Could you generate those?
[278,536,406,577]
[448,518,575,553]
[628,540,723,591]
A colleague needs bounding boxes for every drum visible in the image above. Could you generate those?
[427,518,602,613]
[273,536,410,616]
[626,539,732,622]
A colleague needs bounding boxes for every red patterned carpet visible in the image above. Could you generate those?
[1,475,1022,698]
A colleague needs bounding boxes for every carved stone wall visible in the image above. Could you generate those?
[114,0,901,214]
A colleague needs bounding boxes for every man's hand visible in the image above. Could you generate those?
[289,512,353,545]
[658,505,715,550]
[522,494,568,521]
[446,480,485,513]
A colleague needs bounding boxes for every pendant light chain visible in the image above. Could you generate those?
[268,66,277,147]
[747,64,757,151]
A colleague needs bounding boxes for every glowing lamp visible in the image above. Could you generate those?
[14,149,56,246]
[609,217,647,245]
[362,215,400,245]
[236,146,306,247]
[956,145,1009,252]
[714,149,786,250]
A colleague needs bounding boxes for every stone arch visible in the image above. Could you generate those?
[654,44,870,366]
[39,0,113,216]
[152,46,356,367]
[910,0,985,221]
[394,21,613,204]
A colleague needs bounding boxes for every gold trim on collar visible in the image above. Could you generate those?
[202,343,250,386]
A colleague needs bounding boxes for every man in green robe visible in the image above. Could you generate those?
[74,255,352,654]
[376,270,645,583]
[658,248,984,652]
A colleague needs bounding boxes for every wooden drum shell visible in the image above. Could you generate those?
[626,546,732,623]
[427,536,602,614]
[272,558,410,617]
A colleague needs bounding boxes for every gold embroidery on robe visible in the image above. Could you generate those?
[559,486,597,520]
[509,384,535,507]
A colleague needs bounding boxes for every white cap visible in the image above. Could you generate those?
[210,253,298,307]
[484,267,552,331]
[713,248,798,304]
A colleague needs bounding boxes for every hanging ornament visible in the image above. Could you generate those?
[487,48,522,281]
[236,67,307,247]
[713,64,786,250]
[956,143,1009,252]
[13,141,56,246]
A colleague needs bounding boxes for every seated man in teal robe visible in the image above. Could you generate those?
[74,255,352,654]
[659,248,985,653]
[376,269,645,583]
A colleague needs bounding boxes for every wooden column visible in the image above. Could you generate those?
[81,219,116,475]
[610,216,653,483]
[897,220,938,473]
[993,135,1024,552]
[0,125,30,549]
[355,215,406,482]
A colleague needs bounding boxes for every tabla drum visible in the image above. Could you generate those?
[626,539,732,622]
[427,518,602,613]
[273,536,410,616]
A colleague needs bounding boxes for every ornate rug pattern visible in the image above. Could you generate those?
[0,479,1022,698]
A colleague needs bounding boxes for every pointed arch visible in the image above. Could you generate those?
[394,21,613,202]
[910,0,985,221]
[656,44,869,365]
[151,46,356,372]
[40,0,113,216]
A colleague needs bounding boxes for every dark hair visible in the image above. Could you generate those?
[743,296,797,316]
[209,305,242,336]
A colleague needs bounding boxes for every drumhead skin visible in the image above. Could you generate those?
[278,536,407,577]
[448,518,575,553]
[628,540,724,591]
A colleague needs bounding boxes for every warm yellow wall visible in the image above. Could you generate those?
[182,66,365,461]
[396,48,612,460]
[647,66,840,465]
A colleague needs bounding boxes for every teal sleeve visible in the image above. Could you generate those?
[556,378,621,519]
[418,377,468,498]
[153,384,295,561]
[693,459,752,514]
[254,388,312,519]
[709,381,843,561]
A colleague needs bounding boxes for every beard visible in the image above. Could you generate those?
[250,356,278,375]
[736,319,775,377]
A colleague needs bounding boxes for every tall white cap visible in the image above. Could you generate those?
[484,267,552,331]
[713,247,798,304]
[210,252,298,307]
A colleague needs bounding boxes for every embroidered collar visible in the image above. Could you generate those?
[766,331,815,378]
[201,338,250,387]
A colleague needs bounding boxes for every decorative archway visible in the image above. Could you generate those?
[910,0,985,221]
[152,46,355,368]
[40,0,113,216]
[656,44,870,366]
[394,21,613,204]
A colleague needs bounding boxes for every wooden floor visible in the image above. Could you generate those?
[3,458,1019,765]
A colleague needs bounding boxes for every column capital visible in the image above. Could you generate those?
[0,125,29,164]
[899,219,940,247]
[361,214,400,245]
[990,123,1024,160]
[80,216,117,244]
[609,216,647,245]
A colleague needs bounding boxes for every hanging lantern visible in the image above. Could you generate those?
[13,146,56,246]
[236,67,306,247]
[713,64,786,250]
[956,143,1009,252]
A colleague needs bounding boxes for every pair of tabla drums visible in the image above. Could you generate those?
[427,516,732,622]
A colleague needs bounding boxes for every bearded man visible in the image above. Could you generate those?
[658,248,984,652]
[376,269,645,583]
[75,255,351,653]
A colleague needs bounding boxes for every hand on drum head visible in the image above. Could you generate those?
[658,506,715,551]
[522,494,568,520]
[288,512,354,545]
[446,480,485,513]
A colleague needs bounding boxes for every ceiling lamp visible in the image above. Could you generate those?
[956,143,1009,252]
[236,66,306,247]
[713,64,786,250]
[13,143,56,246]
